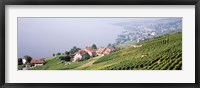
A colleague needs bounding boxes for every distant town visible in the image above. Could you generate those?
[114,18,182,44]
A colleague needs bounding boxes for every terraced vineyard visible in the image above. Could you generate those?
[85,32,182,70]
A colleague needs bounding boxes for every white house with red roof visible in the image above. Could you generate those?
[96,47,116,56]
[84,47,96,57]
[30,59,45,67]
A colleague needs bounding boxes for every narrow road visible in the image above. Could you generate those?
[74,56,102,70]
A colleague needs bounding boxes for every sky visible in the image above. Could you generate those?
[18,18,165,59]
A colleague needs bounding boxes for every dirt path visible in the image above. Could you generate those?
[74,56,102,70]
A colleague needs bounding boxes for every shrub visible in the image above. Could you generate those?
[56,55,63,60]
[63,56,71,61]
[82,53,90,60]
[18,58,23,65]
[56,55,71,62]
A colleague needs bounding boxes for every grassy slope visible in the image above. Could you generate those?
[74,56,102,70]
[85,32,182,70]
[30,32,182,70]
[30,57,92,70]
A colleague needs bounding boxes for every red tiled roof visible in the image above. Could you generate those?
[30,59,45,64]
[96,48,105,54]
[85,47,95,53]
[104,48,111,53]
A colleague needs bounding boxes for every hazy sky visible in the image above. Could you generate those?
[18,18,164,59]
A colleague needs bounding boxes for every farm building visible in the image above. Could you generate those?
[96,47,116,55]
[84,47,96,57]
[96,47,106,56]
[73,53,82,62]
[30,59,45,67]
[103,48,116,55]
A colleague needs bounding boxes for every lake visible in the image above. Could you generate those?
[18,18,126,59]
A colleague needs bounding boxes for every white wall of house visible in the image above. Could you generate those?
[34,64,43,67]
[73,53,82,62]
[88,52,93,56]
[84,49,93,56]
[22,58,26,64]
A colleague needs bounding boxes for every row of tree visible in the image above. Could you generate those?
[53,44,98,57]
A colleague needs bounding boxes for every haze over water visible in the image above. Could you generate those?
[18,18,125,59]
[18,18,165,59]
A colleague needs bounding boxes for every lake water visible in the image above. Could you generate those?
[18,18,126,59]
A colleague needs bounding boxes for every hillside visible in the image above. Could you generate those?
[30,32,182,70]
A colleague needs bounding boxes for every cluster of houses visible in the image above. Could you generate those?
[21,46,116,70]
[73,46,116,62]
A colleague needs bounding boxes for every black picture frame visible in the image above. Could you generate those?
[0,0,200,88]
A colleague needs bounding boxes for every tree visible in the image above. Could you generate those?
[18,58,23,65]
[56,52,61,56]
[92,44,97,49]
[69,46,81,54]
[64,51,70,55]
[107,43,115,49]
[107,43,112,47]
[23,55,32,63]
[111,44,116,49]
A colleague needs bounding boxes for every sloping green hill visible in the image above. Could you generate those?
[30,57,92,70]
[30,32,182,70]
[85,32,182,70]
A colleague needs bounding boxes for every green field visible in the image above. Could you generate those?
[26,32,182,70]
[30,57,93,70]
[18,64,24,70]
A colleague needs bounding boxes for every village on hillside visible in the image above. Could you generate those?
[18,44,116,70]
